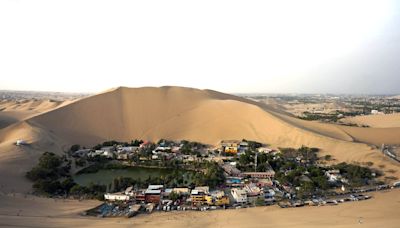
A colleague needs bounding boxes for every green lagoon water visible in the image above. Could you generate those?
[73,167,172,186]
[73,167,193,187]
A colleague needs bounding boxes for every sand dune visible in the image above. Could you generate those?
[0,99,71,129]
[26,86,400,147]
[1,86,400,195]
[342,113,400,128]
[0,99,68,112]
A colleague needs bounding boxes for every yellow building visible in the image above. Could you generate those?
[224,146,238,154]
[191,190,206,204]
[221,140,241,154]
[205,195,230,206]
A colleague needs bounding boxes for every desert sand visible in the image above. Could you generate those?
[0,86,399,227]
[0,99,70,129]
[342,113,400,128]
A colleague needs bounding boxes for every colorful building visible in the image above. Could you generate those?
[221,140,240,154]
[145,189,161,204]
[206,195,230,206]
[191,189,206,204]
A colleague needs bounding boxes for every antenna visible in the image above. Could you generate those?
[255,152,258,172]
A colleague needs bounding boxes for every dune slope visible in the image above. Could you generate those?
[341,113,400,128]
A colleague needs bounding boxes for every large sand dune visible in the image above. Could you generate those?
[0,87,399,178]
[21,86,400,147]
[0,86,399,227]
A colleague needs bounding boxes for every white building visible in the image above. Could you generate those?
[258,147,273,154]
[244,183,261,196]
[172,188,190,195]
[325,170,341,182]
[103,151,114,158]
[194,186,210,194]
[117,146,138,153]
[104,193,130,201]
[125,186,134,196]
[16,139,27,146]
[231,188,248,203]
[148,185,164,190]
[371,110,384,115]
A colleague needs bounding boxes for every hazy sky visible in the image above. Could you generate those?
[1,0,399,94]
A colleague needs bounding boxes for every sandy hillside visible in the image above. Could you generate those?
[24,86,400,147]
[341,113,400,128]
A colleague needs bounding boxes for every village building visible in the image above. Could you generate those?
[222,163,242,177]
[163,188,173,197]
[117,146,139,153]
[231,188,248,204]
[325,170,341,183]
[135,191,146,202]
[256,178,273,187]
[172,188,190,195]
[124,186,135,196]
[221,140,240,154]
[104,193,130,201]
[194,186,209,194]
[16,139,27,146]
[244,183,262,197]
[190,189,206,204]
[241,171,275,179]
[72,149,91,157]
[117,152,129,160]
[264,189,276,204]
[205,191,230,206]
[257,147,274,154]
[145,189,161,204]
[238,141,249,154]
